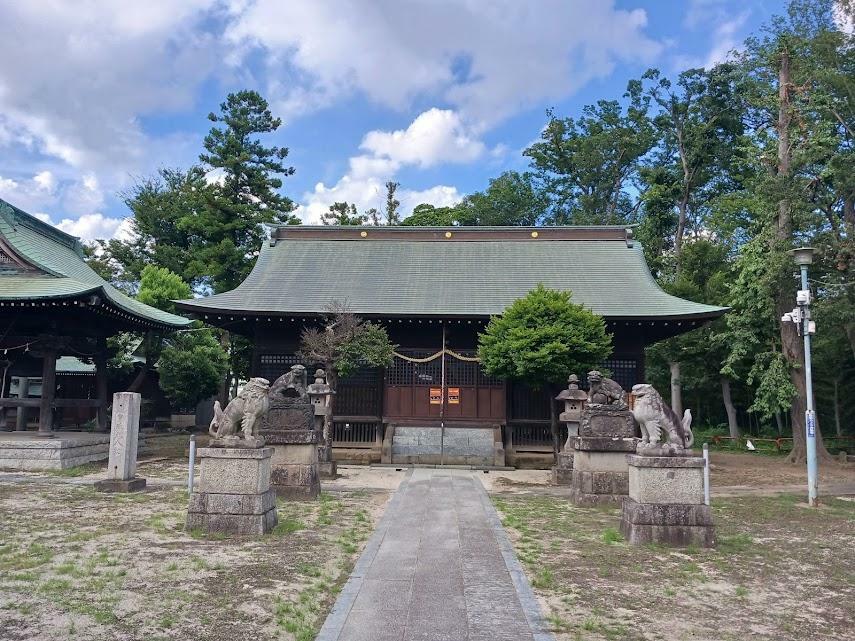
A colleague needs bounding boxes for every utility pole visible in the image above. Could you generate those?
[782,247,818,506]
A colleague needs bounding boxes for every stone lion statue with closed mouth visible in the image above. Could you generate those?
[630,383,694,454]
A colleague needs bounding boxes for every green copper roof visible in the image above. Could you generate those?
[0,198,190,329]
[177,226,727,320]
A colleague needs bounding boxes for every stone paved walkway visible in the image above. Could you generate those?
[316,468,553,641]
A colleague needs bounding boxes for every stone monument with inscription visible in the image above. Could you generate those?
[619,383,714,547]
[94,392,146,493]
[568,371,638,506]
[186,378,278,534]
[260,365,321,498]
[552,375,587,485]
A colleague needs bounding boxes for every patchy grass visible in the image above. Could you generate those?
[493,493,855,641]
[0,463,387,641]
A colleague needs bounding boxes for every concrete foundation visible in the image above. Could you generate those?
[551,451,574,486]
[620,454,715,547]
[389,425,505,467]
[94,477,146,492]
[568,436,637,507]
[186,447,278,535]
[267,431,320,499]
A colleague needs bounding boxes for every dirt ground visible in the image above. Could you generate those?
[0,467,389,641]
[492,477,855,641]
[1,452,852,640]
[483,450,855,495]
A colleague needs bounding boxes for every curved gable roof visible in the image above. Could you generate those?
[177,226,727,321]
[0,198,190,329]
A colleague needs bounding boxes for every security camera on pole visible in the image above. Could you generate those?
[780,247,818,507]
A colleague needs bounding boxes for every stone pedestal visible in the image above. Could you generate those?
[567,405,637,506]
[619,454,715,547]
[266,430,320,499]
[551,451,574,485]
[317,456,338,478]
[186,447,278,535]
[95,392,146,493]
[568,436,637,506]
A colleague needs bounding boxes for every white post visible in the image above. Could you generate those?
[702,443,710,506]
[188,434,197,494]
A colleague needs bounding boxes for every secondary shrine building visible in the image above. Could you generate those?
[177,225,725,466]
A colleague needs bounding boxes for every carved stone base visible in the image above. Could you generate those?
[568,470,629,507]
[186,447,278,535]
[266,431,320,499]
[551,451,574,486]
[620,454,714,547]
[568,436,637,506]
[317,460,338,478]
[94,477,146,493]
[186,492,278,535]
[209,435,266,449]
[620,499,715,547]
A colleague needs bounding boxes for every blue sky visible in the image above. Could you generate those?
[0,0,784,239]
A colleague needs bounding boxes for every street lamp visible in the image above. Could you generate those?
[782,247,818,506]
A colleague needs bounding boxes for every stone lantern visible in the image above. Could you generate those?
[551,374,587,485]
[307,368,337,477]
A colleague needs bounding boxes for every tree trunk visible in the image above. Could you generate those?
[669,361,683,416]
[775,412,784,436]
[833,379,842,437]
[773,48,830,463]
[721,377,739,439]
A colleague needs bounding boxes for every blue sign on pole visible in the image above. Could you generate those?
[806,410,816,437]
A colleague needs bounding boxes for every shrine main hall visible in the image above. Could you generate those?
[178,225,725,467]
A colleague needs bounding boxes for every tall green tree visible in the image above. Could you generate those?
[384,181,401,225]
[455,171,548,226]
[524,95,655,225]
[128,265,192,393]
[189,90,299,293]
[321,202,367,225]
[727,0,854,461]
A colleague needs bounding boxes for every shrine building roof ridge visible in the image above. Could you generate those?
[0,198,190,329]
[270,225,635,243]
[177,225,728,322]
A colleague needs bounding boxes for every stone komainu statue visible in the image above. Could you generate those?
[586,370,627,407]
[630,383,694,451]
[269,364,308,400]
[209,377,271,443]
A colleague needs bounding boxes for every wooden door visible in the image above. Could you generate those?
[384,349,505,423]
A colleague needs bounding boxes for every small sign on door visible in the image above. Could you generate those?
[429,388,442,404]
[447,387,460,404]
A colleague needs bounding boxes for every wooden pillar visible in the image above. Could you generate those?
[15,377,29,431]
[95,345,109,433]
[38,350,57,434]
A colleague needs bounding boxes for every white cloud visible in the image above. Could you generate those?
[54,213,124,241]
[358,109,485,170]
[295,108,480,223]
[703,13,750,68]
[0,1,224,180]
[226,0,663,124]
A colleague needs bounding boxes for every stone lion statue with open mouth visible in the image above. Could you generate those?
[630,383,694,455]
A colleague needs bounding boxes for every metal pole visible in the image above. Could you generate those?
[800,264,818,507]
[702,443,710,507]
[188,434,197,494]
